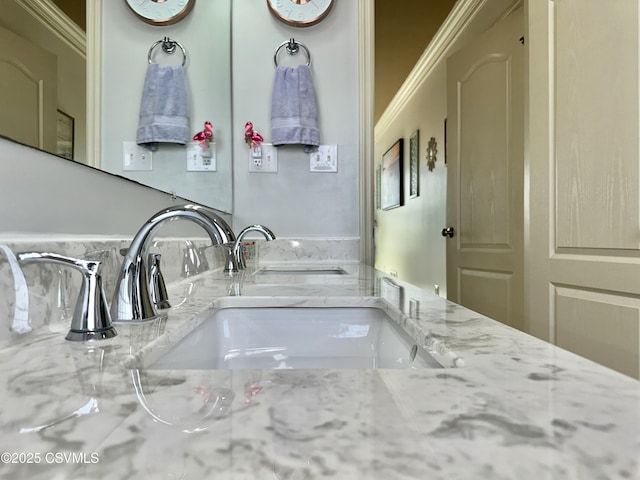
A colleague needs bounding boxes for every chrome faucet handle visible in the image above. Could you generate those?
[120,246,170,309]
[17,252,117,342]
[226,225,276,272]
[223,243,237,272]
[148,253,171,310]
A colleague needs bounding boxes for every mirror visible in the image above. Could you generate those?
[0,0,232,214]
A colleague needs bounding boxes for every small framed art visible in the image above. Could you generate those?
[381,139,403,210]
[56,110,74,160]
[409,130,419,197]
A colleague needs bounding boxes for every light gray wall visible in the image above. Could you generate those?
[0,138,229,235]
[101,0,233,213]
[231,0,360,237]
[374,62,447,295]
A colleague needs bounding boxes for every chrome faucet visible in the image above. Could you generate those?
[226,224,276,272]
[119,247,171,310]
[17,252,117,341]
[111,204,235,323]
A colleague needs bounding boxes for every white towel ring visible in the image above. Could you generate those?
[148,37,187,67]
[274,38,311,67]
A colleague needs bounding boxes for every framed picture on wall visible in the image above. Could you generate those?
[444,118,448,165]
[56,110,74,160]
[409,130,419,197]
[375,165,382,209]
[381,139,403,210]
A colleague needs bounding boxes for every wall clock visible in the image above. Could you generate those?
[124,0,196,26]
[267,0,334,27]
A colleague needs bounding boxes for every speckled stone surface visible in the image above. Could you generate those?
[0,243,638,479]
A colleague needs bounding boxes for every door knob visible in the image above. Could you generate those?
[441,227,455,238]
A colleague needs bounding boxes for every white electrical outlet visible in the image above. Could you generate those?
[123,142,152,171]
[187,142,216,171]
[309,145,338,172]
[248,143,278,172]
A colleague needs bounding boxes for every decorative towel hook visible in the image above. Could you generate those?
[286,38,299,55]
[161,36,177,54]
[274,38,311,67]
[148,37,187,67]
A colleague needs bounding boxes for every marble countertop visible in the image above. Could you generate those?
[1,262,639,479]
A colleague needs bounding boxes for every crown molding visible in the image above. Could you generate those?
[359,0,375,265]
[375,0,487,136]
[14,0,86,58]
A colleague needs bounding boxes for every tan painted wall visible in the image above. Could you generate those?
[374,0,456,122]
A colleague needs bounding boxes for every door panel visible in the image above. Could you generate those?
[528,0,640,378]
[555,286,640,378]
[459,269,512,325]
[0,25,57,153]
[459,59,511,248]
[554,0,639,249]
[446,7,524,330]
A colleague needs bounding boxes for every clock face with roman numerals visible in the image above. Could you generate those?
[124,0,196,26]
[267,0,334,27]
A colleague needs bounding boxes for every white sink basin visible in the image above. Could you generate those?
[150,305,444,370]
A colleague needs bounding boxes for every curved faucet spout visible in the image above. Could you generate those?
[227,224,276,272]
[112,205,235,322]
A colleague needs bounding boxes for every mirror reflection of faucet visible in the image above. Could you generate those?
[126,316,168,355]
[227,270,245,296]
[129,368,235,433]
[181,239,210,278]
[0,245,31,335]
[19,343,112,434]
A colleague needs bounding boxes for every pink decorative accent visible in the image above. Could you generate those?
[243,382,263,405]
[193,121,214,150]
[244,121,264,150]
[193,384,212,404]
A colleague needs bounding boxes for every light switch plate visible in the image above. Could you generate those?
[309,145,338,172]
[123,142,152,171]
[187,142,217,171]
[249,143,278,172]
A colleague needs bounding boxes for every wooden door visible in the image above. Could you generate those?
[0,24,57,153]
[528,0,640,378]
[445,7,524,330]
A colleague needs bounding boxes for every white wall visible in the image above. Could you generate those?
[374,63,448,295]
[101,0,233,213]
[231,0,360,238]
[0,137,229,235]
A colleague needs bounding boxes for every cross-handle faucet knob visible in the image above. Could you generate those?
[226,225,276,272]
[17,252,117,341]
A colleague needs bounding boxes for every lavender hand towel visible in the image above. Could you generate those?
[136,64,189,151]
[271,64,320,152]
